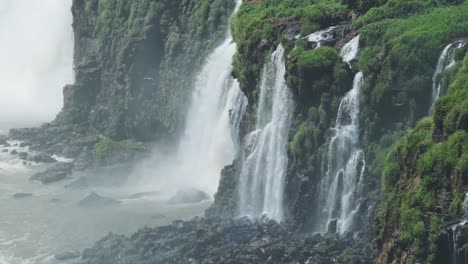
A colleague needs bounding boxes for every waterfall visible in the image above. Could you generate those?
[239,44,294,222]
[306,26,336,48]
[0,0,73,129]
[429,41,466,114]
[321,72,365,233]
[318,36,365,233]
[173,0,246,195]
[340,36,360,63]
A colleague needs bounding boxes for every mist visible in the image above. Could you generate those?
[0,0,73,132]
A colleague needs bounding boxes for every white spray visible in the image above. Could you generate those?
[0,0,74,129]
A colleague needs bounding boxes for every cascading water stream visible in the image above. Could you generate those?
[321,72,365,233]
[169,0,246,195]
[429,41,466,114]
[340,36,360,64]
[239,44,293,222]
[320,36,366,234]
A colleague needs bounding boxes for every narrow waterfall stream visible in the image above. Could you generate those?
[320,36,366,234]
[429,41,466,114]
[341,36,360,64]
[239,44,293,222]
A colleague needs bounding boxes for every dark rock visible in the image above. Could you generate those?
[10,149,17,155]
[128,191,160,199]
[13,193,33,199]
[18,152,28,160]
[78,192,120,207]
[65,177,89,189]
[29,163,73,184]
[19,142,30,147]
[55,251,80,261]
[327,218,338,234]
[168,188,211,205]
[2,149,8,152]
[79,217,373,264]
[0,135,7,145]
[29,153,56,163]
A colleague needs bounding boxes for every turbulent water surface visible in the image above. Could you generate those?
[0,142,209,264]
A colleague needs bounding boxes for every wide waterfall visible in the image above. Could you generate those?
[429,41,466,114]
[320,36,366,234]
[0,0,73,130]
[153,0,246,195]
[239,44,293,222]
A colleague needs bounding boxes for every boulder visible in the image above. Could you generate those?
[128,191,160,199]
[168,188,211,205]
[55,251,80,261]
[10,149,17,155]
[78,192,120,207]
[327,218,338,234]
[2,149,8,152]
[13,193,33,199]
[0,135,7,145]
[29,153,56,163]
[30,163,73,184]
[18,152,28,160]
[65,177,89,189]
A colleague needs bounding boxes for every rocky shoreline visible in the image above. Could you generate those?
[79,217,375,264]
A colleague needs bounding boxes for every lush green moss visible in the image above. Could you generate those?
[377,54,468,263]
[93,138,144,165]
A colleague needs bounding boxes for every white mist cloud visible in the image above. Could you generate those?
[0,0,73,131]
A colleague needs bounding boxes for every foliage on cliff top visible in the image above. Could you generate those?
[377,53,468,263]
[232,0,346,41]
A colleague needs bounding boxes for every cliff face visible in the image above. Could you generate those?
[208,0,468,261]
[59,0,235,142]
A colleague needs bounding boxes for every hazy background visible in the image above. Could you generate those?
[0,0,74,133]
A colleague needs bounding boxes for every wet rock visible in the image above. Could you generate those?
[2,149,8,152]
[65,177,89,189]
[0,135,7,145]
[10,149,17,155]
[168,188,210,204]
[18,152,28,160]
[327,218,338,234]
[19,142,30,147]
[78,192,120,207]
[128,191,160,199]
[13,193,33,199]
[29,153,56,163]
[30,163,73,184]
[79,217,374,264]
[55,251,80,261]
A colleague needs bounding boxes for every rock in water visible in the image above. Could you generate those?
[128,191,160,199]
[0,135,7,145]
[29,153,56,163]
[29,163,73,184]
[13,193,33,199]
[55,251,80,261]
[168,188,210,205]
[18,152,28,160]
[78,192,120,207]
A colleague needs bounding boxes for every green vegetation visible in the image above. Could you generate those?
[358,2,468,127]
[93,138,145,165]
[377,54,468,263]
